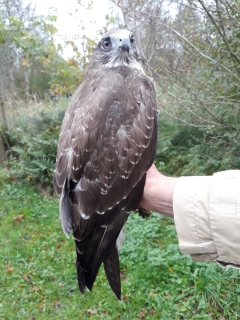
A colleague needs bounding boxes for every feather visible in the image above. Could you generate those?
[103,244,121,300]
[116,224,126,251]
[60,179,72,237]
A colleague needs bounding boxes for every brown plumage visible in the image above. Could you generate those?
[53,29,158,300]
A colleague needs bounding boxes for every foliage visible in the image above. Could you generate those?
[2,103,66,187]
[0,5,58,98]
[1,182,240,319]
[156,113,240,176]
[0,0,97,106]
[38,32,93,96]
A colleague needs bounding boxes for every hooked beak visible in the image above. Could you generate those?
[119,38,130,53]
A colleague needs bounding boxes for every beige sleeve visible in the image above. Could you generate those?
[173,170,240,268]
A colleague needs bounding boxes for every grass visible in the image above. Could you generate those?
[1,181,240,319]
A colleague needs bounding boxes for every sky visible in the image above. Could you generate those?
[32,0,119,57]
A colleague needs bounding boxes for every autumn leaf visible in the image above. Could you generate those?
[31,285,41,292]
[59,282,65,287]
[150,291,156,298]
[38,302,45,312]
[54,301,61,309]
[6,265,13,274]
[26,175,32,182]
[22,274,31,281]
[14,214,24,222]
[21,59,30,67]
[87,308,98,315]
[149,309,155,315]
[137,311,147,319]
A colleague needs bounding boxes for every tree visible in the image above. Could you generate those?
[0,0,93,133]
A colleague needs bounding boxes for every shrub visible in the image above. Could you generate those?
[2,105,66,188]
[156,114,240,176]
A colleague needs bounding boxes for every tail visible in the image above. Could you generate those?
[103,244,121,300]
[76,240,122,300]
[74,210,128,300]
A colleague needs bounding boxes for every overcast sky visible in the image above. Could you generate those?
[32,0,117,57]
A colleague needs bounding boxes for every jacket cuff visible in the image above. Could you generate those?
[173,171,240,267]
[173,175,218,262]
[209,170,240,266]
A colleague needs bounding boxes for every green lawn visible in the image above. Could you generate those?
[1,181,240,319]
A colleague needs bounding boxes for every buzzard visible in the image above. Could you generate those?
[53,28,158,300]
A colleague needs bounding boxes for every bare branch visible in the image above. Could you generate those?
[198,0,240,65]
[156,22,240,81]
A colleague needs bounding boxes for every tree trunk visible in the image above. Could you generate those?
[8,42,16,103]
[0,101,9,131]
[0,133,5,160]
[24,66,31,98]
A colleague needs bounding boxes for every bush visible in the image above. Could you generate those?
[2,104,66,189]
[156,114,240,176]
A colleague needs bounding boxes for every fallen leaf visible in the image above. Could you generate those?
[22,274,31,281]
[87,308,98,315]
[31,285,41,293]
[123,294,129,301]
[138,311,147,319]
[38,302,45,312]
[6,265,13,274]
[14,214,24,222]
[102,310,108,314]
[54,301,61,309]
[59,282,65,287]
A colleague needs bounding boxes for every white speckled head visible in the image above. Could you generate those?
[94,28,144,71]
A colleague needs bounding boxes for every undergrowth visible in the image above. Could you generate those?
[1,100,67,188]
[1,182,240,319]
[156,114,240,176]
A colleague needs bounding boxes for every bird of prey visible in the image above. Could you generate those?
[53,28,158,300]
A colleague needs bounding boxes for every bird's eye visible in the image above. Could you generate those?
[102,39,111,50]
[130,35,134,44]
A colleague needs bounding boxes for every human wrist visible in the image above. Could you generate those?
[140,169,177,218]
[157,173,177,218]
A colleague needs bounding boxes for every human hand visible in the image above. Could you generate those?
[140,164,178,218]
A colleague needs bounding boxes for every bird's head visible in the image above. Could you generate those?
[93,29,143,71]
